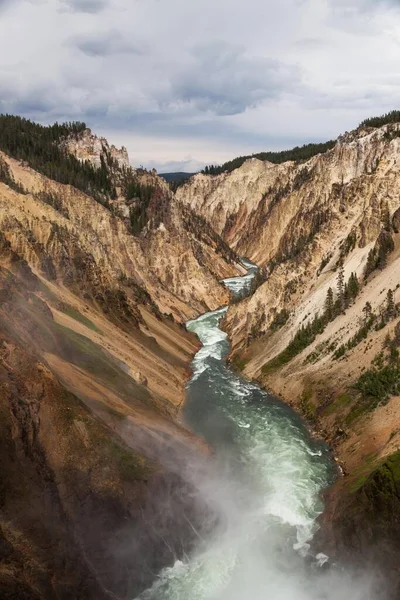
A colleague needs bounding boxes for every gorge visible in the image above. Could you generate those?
[0,113,400,599]
[137,264,372,600]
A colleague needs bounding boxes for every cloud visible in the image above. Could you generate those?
[0,0,400,170]
[335,0,400,11]
[294,37,329,49]
[70,31,144,56]
[0,0,20,9]
[170,41,301,116]
[327,0,400,34]
[61,0,109,13]
[0,76,81,121]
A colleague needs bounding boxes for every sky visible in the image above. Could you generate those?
[0,0,400,172]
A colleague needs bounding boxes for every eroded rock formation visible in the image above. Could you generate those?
[0,124,237,598]
[178,120,400,592]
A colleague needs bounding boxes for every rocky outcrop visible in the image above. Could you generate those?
[62,127,130,170]
[176,125,399,264]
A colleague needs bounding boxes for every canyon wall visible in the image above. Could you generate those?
[3,114,400,596]
[0,126,238,598]
[178,121,400,590]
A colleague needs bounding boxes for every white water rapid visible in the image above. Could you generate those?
[136,260,375,600]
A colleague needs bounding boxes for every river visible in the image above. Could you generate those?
[137,260,373,600]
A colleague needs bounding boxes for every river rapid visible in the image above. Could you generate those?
[137,260,374,600]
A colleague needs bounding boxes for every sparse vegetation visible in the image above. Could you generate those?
[292,167,313,191]
[0,157,26,194]
[354,363,400,404]
[342,326,400,422]
[120,170,158,234]
[181,205,238,264]
[36,190,70,219]
[119,274,162,318]
[262,314,326,374]
[333,291,399,360]
[267,207,331,273]
[323,393,352,416]
[300,387,317,421]
[364,230,395,280]
[230,353,248,371]
[0,115,116,205]
[105,438,152,481]
[262,271,361,373]
[57,302,102,334]
[383,127,400,142]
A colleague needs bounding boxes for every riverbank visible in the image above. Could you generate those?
[225,303,400,597]
[137,261,376,600]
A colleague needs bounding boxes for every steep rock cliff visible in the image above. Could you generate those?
[0,122,237,598]
[62,127,130,170]
[178,121,400,588]
[178,123,400,347]
[0,325,213,599]
[0,152,237,322]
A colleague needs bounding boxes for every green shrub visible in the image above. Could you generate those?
[354,364,400,403]
[262,314,325,373]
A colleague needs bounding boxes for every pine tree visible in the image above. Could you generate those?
[0,115,116,204]
[364,249,376,279]
[386,289,395,318]
[324,287,334,321]
[348,272,360,301]
[337,265,345,310]
[343,282,350,309]
[363,301,373,323]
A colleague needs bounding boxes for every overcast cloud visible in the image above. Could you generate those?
[0,0,399,171]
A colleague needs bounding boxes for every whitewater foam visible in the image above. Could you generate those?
[136,259,375,600]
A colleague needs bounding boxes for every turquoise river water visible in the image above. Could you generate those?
[137,260,374,600]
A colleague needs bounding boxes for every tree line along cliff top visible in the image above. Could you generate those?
[1,109,400,198]
[201,109,400,177]
[0,114,116,203]
[0,114,169,236]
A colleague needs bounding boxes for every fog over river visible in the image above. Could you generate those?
[137,261,374,600]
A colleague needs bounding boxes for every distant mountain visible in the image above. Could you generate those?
[159,171,196,183]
